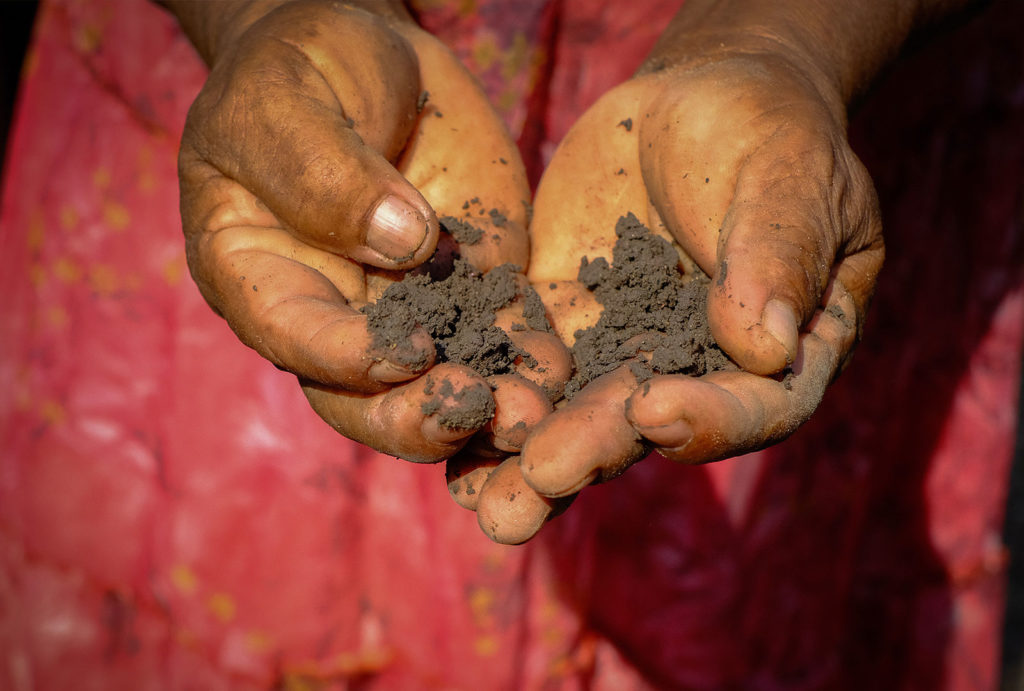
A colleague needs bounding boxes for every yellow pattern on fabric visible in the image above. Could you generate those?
[244,630,274,653]
[73,23,102,54]
[102,200,130,231]
[171,564,198,594]
[162,256,184,287]
[29,263,46,288]
[88,264,118,295]
[40,399,66,426]
[500,32,529,81]
[54,257,81,283]
[92,167,111,190]
[27,212,45,250]
[207,592,237,622]
[472,32,498,72]
[59,205,78,231]
[473,634,499,656]
[46,306,69,329]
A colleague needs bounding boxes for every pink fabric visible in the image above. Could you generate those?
[0,0,1021,688]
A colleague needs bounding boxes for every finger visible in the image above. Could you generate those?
[186,177,434,389]
[491,276,573,400]
[636,69,746,272]
[476,457,573,545]
[505,330,572,401]
[187,192,436,390]
[302,363,495,463]
[446,454,502,511]
[704,143,883,375]
[520,366,648,498]
[445,374,553,510]
[396,27,531,272]
[480,374,554,452]
[436,204,529,277]
[182,5,438,269]
[625,280,860,463]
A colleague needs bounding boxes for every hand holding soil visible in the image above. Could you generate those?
[465,46,886,544]
[174,1,886,545]
[176,2,550,462]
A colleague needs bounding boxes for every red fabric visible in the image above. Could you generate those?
[1,0,1021,689]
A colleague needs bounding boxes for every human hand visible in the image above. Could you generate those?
[465,40,884,543]
[173,0,564,462]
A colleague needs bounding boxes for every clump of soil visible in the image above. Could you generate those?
[363,260,548,377]
[565,213,732,397]
[419,375,496,431]
[364,209,549,429]
[439,216,484,245]
[362,228,551,430]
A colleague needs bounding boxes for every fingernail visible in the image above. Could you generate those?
[368,359,419,384]
[762,299,798,364]
[367,195,428,261]
[422,415,479,444]
[634,418,693,450]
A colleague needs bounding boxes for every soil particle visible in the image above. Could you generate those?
[488,208,508,227]
[566,213,732,397]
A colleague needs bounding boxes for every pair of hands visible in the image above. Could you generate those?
[176,1,884,544]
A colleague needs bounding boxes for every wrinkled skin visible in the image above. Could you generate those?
[177,2,569,463]
[462,47,884,544]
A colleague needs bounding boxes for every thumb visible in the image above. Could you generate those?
[182,4,439,269]
[705,140,883,375]
[639,83,882,375]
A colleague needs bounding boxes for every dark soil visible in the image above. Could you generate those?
[362,226,548,429]
[362,211,730,423]
[565,213,732,397]
[439,216,484,245]
[362,259,548,377]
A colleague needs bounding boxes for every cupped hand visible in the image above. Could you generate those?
[177,1,562,462]
[468,45,884,543]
